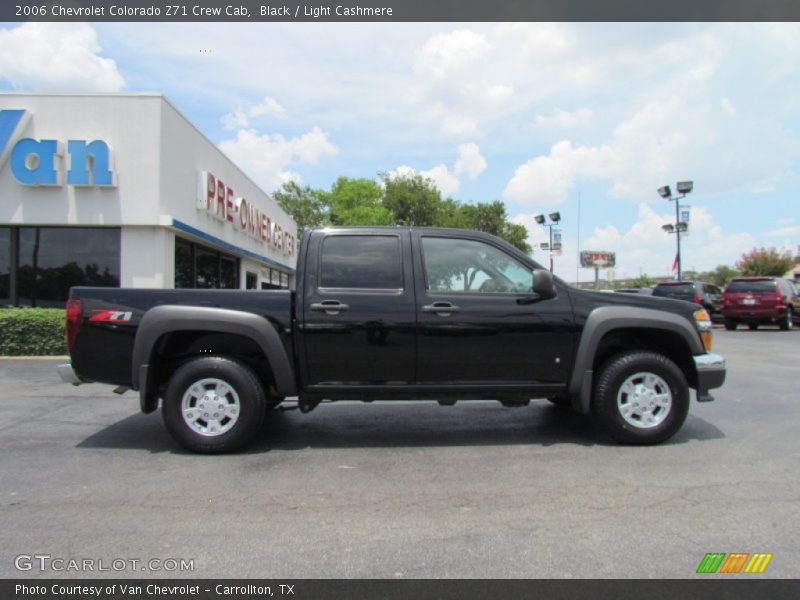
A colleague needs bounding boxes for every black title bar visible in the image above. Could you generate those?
[3,0,800,22]
[4,579,800,600]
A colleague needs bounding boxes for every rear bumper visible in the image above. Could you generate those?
[57,363,83,386]
[722,307,784,320]
[693,353,726,402]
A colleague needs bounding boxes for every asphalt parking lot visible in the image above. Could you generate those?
[1,327,798,579]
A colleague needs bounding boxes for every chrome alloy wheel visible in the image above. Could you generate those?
[616,372,672,429]
[181,378,240,437]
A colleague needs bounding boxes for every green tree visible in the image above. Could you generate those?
[272,181,327,238]
[708,265,739,287]
[321,177,394,226]
[456,201,531,253]
[735,247,793,277]
[630,274,656,288]
[381,172,441,226]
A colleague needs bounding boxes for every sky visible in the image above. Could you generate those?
[1,21,798,281]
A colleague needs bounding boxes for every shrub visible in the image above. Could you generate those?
[0,308,67,356]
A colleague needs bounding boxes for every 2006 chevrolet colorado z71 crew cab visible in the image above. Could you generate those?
[59,227,726,453]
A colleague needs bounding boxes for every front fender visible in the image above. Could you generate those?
[568,306,704,413]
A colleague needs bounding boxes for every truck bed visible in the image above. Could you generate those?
[69,287,293,386]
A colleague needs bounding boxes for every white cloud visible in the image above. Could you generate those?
[505,90,798,206]
[388,163,460,196]
[720,97,737,117]
[389,143,487,196]
[248,96,286,119]
[485,84,515,105]
[218,126,338,191]
[454,143,487,180]
[534,107,595,128]
[503,140,612,205]
[222,96,287,130]
[0,23,124,91]
[414,29,490,79]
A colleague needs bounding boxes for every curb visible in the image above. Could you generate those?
[0,356,69,360]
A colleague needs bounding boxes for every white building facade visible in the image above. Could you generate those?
[0,93,297,307]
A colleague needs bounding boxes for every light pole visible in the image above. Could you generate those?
[658,181,693,281]
[534,212,561,273]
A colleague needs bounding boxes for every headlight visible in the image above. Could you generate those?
[694,308,713,351]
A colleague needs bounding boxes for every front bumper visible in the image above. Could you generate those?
[693,352,726,402]
[57,363,83,386]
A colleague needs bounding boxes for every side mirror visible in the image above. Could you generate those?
[532,268,557,300]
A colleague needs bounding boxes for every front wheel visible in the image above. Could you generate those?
[591,352,689,445]
[162,356,267,453]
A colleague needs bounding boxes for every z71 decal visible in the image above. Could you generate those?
[89,310,133,323]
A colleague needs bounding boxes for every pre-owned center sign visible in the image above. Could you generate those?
[197,170,296,258]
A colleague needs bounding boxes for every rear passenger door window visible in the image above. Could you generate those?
[319,235,402,290]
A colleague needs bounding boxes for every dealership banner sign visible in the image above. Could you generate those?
[197,170,296,257]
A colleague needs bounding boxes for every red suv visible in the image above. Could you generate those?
[721,277,799,331]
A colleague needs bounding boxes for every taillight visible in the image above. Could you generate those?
[65,299,83,353]
[693,294,702,305]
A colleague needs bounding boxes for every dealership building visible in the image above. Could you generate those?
[0,93,298,307]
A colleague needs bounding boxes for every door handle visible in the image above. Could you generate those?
[422,302,460,316]
[310,300,350,315]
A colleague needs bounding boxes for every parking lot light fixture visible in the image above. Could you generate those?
[659,180,693,281]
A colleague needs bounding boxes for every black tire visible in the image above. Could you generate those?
[778,309,793,331]
[748,323,758,331]
[162,356,267,453]
[724,319,737,331]
[591,351,690,445]
[547,396,573,409]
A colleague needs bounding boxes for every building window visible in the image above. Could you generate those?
[174,237,239,290]
[10,227,120,307]
[0,228,9,306]
[245,271,257,290]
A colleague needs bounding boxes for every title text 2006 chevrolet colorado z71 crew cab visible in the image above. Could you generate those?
[59,227,726,452]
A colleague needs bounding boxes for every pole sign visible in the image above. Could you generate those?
[680,205,691,237]
[0,109,116,187]
[580,250,616,268]
[197,170,296,258]
[552,229,563,254]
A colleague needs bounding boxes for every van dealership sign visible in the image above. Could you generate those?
[197,170,295,257]
[0,109,116,187]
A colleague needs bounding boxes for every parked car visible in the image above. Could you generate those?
[614,288,654,295]
[721,277,799,331]
[58,227,725,452]
[652,281,723,318]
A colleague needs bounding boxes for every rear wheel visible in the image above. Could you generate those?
[724,319,738,331]
[748,323,758,331]
[162,356,267,453]
[778,309,793,331]
[591,351,689,445]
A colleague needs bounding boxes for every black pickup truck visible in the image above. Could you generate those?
[59,227,725,453]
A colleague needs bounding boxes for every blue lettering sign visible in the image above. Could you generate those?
[10,138,62,186]
[0,109,115,188]
[0,109,30,168]
[67,140,115,186]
